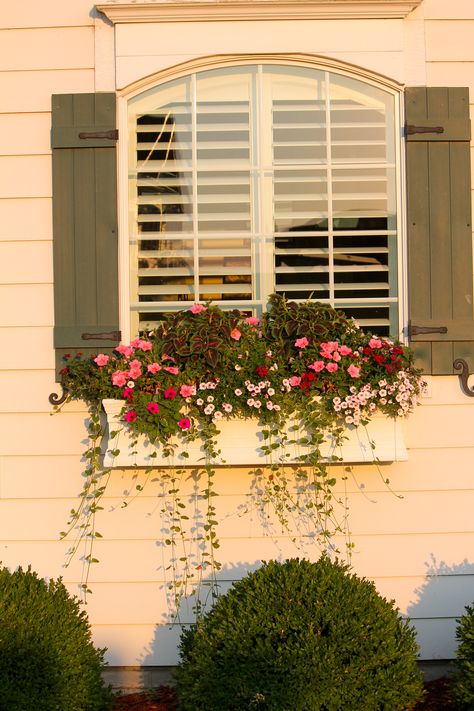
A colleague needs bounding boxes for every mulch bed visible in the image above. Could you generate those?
[112,677,457,710]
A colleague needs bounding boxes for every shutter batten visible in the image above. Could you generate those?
[51,93,120,378]
[406,86,474,375]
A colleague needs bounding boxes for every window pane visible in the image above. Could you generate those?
[129,65,400,336]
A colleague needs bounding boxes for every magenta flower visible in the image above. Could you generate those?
[124,410,137,423]
[295,337,309,349]
[178,417,191,430]
[164,387,177,399]
[94,353,110,366]
[347,364,361,378]
[190,304,206,314]
[147,402,160,414]
[123,387,134,402]
[326,362,338,373]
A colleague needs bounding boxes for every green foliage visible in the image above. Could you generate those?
[453,603,474,707]
[175,557,424,710]
[0,565,113,711]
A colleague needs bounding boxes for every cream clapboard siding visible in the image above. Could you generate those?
[1,0,474,669]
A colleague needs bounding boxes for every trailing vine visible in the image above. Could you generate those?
[54,294,424,613]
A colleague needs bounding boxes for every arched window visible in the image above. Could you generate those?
[128,63,400,337]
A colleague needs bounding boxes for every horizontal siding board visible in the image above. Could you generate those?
[0,241,52,285]
[0,412,87,456]
[0,198,52,241]
[0,27,94,71]
[0,114,51,156]
[3,444,474,501]
[424,0,474,19]
[0,70,94,112]
[0,155,51,199]
[0,0,94,29]
[0,284,53,328]
[2,489,472,540]
[425,21,474,61]
[0,327,54,369]
[0,371,84,413]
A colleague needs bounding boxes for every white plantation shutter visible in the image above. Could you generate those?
[129,65,400,335]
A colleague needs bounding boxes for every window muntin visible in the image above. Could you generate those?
[128,64,399,336]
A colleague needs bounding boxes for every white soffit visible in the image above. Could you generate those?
[96,0,424,23]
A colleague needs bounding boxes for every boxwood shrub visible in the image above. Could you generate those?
[0,565,113,711]
[453,602,474,707]
[175,557,424,710]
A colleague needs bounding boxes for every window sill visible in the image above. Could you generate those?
[102,399,407,468]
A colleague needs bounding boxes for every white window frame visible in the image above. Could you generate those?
[117,54,407,344]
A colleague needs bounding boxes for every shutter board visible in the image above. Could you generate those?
[406,86,474,375]
[52,93,119,379]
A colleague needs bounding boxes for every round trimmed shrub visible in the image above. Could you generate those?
[453,603,474,707]
[175,557,424,710]
[0,565,113,711]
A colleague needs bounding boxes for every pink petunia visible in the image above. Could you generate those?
[326,362,339,373]
[295,337,309,349]
[130,338,153,352]
[190,304,206,314]
[245,316,260,327]
[180,384,196,398]
[94,353,110,366]
[147,402,160,414]
[164,366,179,375]
[339,345,352,356]
[147,363,162,374]
[112,370,128,387]
[230,328,242,341]
[178,417,191,430]
[347,364,361,378]
[124,410,137,423]
[116,345,135,358]
[289,376,302,387]
[369,338,383,349]
[308,360,325,372]
[164,387,177,399]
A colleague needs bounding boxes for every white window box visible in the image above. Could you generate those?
[102,398,407,468]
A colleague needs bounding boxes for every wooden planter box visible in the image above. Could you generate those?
[102,399,407,468]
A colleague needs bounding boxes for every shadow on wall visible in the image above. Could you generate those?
[406,556,474,661]
[139,560,260,669]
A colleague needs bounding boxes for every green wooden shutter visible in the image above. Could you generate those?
[51,93,120,379]
[406,86,474,375]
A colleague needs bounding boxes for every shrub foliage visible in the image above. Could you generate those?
[453,603,474,707]
[175,557,424,710]
[0,565,113,711]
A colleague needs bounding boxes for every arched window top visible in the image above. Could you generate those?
[127,62,401,336]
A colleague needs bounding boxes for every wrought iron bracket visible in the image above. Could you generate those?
[453,359,474,398]
[48,383,69,406]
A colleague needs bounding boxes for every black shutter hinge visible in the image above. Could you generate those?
[408,324,448,337]
[78,130,118,140]
[81,330,121,341]
[404,124,444,137]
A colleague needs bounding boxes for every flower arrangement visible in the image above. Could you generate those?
[57,294,424,608]
[61,294,421,442]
